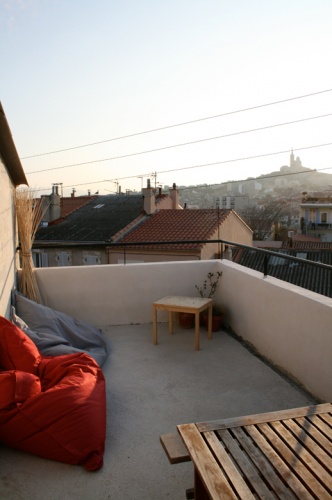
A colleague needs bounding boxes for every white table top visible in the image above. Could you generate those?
[153,296,212,309]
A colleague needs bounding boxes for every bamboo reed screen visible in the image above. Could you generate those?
[15,188,46,303]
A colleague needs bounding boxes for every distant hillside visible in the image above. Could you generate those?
[177,157,332,208]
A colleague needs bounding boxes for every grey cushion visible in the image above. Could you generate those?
[12,292,108,367]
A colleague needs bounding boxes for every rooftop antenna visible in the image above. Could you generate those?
[52,182,63,198]
[137,176,143,192]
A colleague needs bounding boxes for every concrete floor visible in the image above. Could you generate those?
[0,324,316,500]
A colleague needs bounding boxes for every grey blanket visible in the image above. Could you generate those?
[11,292,108,367]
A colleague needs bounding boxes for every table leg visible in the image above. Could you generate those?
[207,304,212,340]
[194,467,210,500]
[168,310,173,335]
[195,311,200,351]
[153,305,158,345]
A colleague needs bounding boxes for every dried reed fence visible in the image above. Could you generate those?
[15,188,47,303]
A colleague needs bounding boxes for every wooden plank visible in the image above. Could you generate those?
[259,421,330,498]
[195,311,200,351]
[230,426,297,499]
[204,431,255,499]
[246,425,313,499]
[270,420,332,496]
[218,429,275,499]
[295,415,332,451]
[197,403,332,432]
[160,433,191,464]
[168,310,173,335]
[177,424,237,499]
[310,413,332,439]
[319,412,332,426]
[283,418,332,471]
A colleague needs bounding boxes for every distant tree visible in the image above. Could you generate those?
[239,201,288,240]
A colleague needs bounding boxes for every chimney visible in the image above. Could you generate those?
[142,178,156,215]
[169,182,179,209]
[49,184,61,221]
[88,190,91,196]
[71,188,76,198]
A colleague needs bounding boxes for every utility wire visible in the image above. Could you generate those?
[21,88,332,159]
[26,112,332,175]
[34,164,332,194]
[33,141,332,193]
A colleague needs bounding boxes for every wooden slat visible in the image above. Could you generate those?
[259,421,331,498]
[230,426,297,499]
[295,415,332,453]
[283,418,332,472]
[160,433,191,464]
[319,412,332,426]
[246,425,313,499]
[203,431,255,499]
[218,429,275,499]
[197,403,332,432]
[270,420,332,496]
[309,413,332,440]
[178,424,237,499]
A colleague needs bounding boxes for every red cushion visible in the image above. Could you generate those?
[0,317,41,374]
[0,352,106,471]
[0,371,41,409]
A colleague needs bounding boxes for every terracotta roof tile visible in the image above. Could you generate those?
[119,209,231,249]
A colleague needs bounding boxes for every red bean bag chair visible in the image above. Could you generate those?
[0,316,106,471]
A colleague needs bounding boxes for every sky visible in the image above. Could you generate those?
[1,0,332,197]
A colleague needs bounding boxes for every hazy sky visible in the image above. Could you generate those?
[1,0,332,196]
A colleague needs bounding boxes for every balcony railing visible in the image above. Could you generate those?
[31,236,332,296]
[305,222,332,230]
[109,238,332,298]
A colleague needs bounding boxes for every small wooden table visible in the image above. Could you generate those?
[153,296,213,351]
[177,403,332,499]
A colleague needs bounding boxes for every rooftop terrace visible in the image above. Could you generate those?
[0,323,316,499]
[1,258,331,499]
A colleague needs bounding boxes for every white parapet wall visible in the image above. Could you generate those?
[33,259,332,402]
[218,260,332,403]
[34,260,220,326]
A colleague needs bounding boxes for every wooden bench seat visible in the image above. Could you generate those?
[160,433,190,464]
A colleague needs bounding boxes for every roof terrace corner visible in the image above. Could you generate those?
[2,258,330,499]
[32,258,331,403]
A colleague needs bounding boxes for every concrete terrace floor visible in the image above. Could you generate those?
[0,323,316,500]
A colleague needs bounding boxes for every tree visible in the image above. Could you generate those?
[239,200,288,240]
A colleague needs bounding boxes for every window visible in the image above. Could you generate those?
[32,251,48,268]
[56,252,71,266]
[321,212,327,223]
[309,209,316,222]
[83,255,101,265]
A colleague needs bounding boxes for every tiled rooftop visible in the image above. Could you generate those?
[36,194,145,242]
[119,209,231,249]
[57,195,97,219]
[233,246,332,297]
[283,239,332,250]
